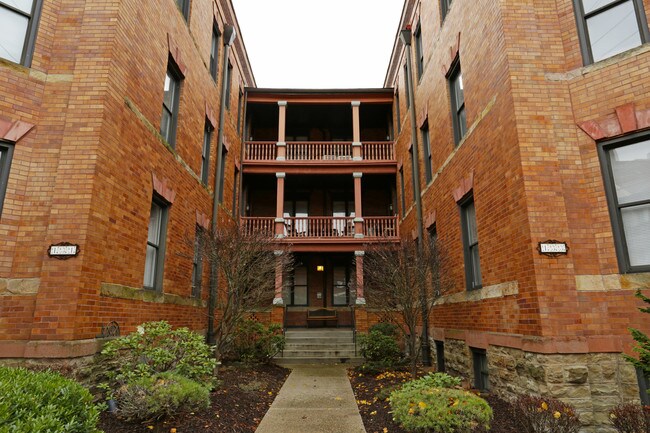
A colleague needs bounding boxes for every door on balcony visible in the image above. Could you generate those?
[332,199,354,237]
[284,199,308,236]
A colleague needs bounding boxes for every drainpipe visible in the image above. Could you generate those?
[207,24,236,345]
[401,27,431,367]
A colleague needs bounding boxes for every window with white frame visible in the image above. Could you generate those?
[599,133,650,272]
[144,196,169,291]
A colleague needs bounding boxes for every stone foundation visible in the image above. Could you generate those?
[439,339,640,433]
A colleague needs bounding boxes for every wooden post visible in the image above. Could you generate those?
[353,172,364,237]
[352,101,362,160]
[277,101,287,160]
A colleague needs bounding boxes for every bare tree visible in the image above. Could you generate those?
[198,223,293,362]
[363,237,448,377]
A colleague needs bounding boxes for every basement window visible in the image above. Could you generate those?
[472,348,489,391]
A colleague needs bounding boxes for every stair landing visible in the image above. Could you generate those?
[274,328,363,366]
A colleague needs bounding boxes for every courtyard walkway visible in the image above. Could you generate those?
[255,365,366,433]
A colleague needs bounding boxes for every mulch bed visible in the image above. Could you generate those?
[99,364,290,433]
[348,368,519,433]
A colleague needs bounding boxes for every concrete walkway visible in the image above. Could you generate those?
[255,365,366,433]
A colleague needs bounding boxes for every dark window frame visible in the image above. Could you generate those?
[435,340,445,372]
[421,123,433,184]
[286,265,309,306]
[597,131,650,273]
[472,348,489,391]
[332,263,351,306]
[144,195,170,292]
[225,61,233,110]
[201,120,213,185]
[414,22,424,81]
[447,56,466,146]
[399,166,407,217]
[0,0,43,66]
[460,194,482,290]
[237,87,244,133]
[440,0,453,22]
[218,146,227,203]
[0,141,15,219]
[403,64,410,109]
[573,0,649,65]
[176,0,190,21]
[191,225,203,298]
[395,88,402,134]
[209,22,221,82]
[160,60,183,148]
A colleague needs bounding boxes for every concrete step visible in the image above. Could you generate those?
[280,349,358,358]
[284,337,355,345]
[274,356,364,366]
[283,343,357,351]
[284,330,354,338]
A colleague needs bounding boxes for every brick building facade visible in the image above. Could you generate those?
[0,0,649,430]
[386,0,650,429]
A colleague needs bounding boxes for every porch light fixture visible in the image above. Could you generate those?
[316,265,325,272]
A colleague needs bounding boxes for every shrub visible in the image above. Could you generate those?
[228,320,285,364]
[0,366,102,433]
[512,395,581,433]
[100,321,216,387]
[390,386,492,433]
[113,372,210,422]
[400,372,462,392]
[610,403,650,433]
[358,330,402,368]
[369,322,399,337]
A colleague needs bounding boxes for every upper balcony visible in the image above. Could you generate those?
[244,89,396,174]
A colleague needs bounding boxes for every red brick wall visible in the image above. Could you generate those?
[387,0,650,353]
[0,0,251,351]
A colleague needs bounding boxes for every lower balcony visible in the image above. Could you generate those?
[240,216,399,240]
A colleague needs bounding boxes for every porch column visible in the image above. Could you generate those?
[277,101,287,160]
[355,250,365,305]
[273,250,284,307]
[275,172,286,237]
[353,172,364,238]
[351,101,362,161]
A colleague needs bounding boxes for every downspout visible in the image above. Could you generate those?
[207,24,236,345]
[401,27,431,367]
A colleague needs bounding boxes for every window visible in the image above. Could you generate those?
[225,61,233,110]
[0,0,42,66]
[395,88,402,134]
[472,348,489,391]
[0,141,15,218]
[460,195,482,290]
[160,62,182,147]
[176,0,190,21]
[574,0,649,64]
[283,266,308,306]
[191,226,203,298]
[403,64,410,109]
[441,0,453,21]
[448,57,466,145]
[209,23,220,81]
[201,121,213,185]
[637,367,650,405]
[409,147,417,197]
[435,340,445,372]
[414,22,424,80]
[284,199,309,236]
[399,167,406,216]
[599,134,650,272]
[232,166,239,216]
[428,224,438,249]
[218,146,227,203]
[144,197,169,291]
[237,88,244,133]
[422,124,432,184]
[332,265,350,306]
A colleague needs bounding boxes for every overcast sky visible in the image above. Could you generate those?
[231,0,404,89]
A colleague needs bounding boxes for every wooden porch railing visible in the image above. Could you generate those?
[362,142,394,160]
[364,216,399,238]
[243,141,395,162]
[240,217,275,237]
[283,216,355,238]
